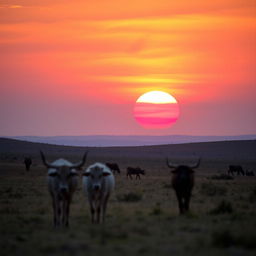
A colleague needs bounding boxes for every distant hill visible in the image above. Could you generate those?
[4,134,256,147]
[0,137,255,164]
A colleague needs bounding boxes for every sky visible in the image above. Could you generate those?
[0,0,256,136]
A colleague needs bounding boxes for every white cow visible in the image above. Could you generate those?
[40,151,87,227]
[82,163,115,223]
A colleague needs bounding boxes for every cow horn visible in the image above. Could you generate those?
[71,152,88,169]
[188,158,201,169]
[166,158,179,168]
[40,151,58,169]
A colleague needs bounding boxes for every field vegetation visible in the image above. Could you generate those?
[0,138,256,255]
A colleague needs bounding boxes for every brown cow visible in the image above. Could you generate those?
[166,158,200,214]
[126,167,145,180]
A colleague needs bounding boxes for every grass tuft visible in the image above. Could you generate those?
[117,192,142,202]
[209,200,233,215]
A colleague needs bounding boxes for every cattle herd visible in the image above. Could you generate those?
[33,151,254,227]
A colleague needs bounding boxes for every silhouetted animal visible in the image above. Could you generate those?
[245,170,255,176]
[166,158,200,214]
[126,167,145,180]
[82,163,115,223]
[40,151,87,227]
[106,162,121,174]
[24,157,32,171]
[228,165,245,176]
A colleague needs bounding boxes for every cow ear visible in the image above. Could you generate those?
[103,172,111,176]
[83,172,90,176]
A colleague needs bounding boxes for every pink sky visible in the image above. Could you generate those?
[0,0,255,136]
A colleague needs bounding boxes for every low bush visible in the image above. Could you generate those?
[212,229,234,248]
[117,192,142,202]
[209,174,233,180]
[200,182,227,196]
[209,200,233,215]
[150,203,163,215]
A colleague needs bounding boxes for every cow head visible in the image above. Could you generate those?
[40,151,88,194]
[83,165,110,192]
[166,158,200,177]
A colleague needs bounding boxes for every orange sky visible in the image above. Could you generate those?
[0,0,256,136]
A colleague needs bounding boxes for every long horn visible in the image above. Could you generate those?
[71,152,88,169]
[166,158,179,168]
[40,151,57,168]
[188,158,201,169]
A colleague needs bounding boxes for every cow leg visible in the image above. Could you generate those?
[102,194,110,223]
[96,200,101,224]
[89,199,95,223]
[53,198,60,227]
[63,199,70,227]
[184,194,191,213]
[176,192,184,214]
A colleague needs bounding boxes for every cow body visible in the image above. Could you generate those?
[166,159,200,214]
[228,165,245,176]
[245,170,255,176]
[82,163,115,223]
[24,157,32,171]
[106,162,121,174]
[41,151,87,227]
[126,167,145,179]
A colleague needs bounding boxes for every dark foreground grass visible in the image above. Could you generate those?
[0,163,256,256]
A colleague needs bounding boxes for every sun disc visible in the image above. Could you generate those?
[134,91,180,129]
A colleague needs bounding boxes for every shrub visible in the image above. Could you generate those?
[200,182,227,196]
[150,203,163,215]
[249,187,256,203]
[212,229,234,248]
[212,229,256,249]
[163,183,172,189]
[209,200,233,215]
[209,174,233,180]
[117,192,142,202]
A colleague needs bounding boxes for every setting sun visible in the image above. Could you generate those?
[134,91,180,129]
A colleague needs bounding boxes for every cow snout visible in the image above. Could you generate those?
[60,186,69,193]
[93,184,101,191]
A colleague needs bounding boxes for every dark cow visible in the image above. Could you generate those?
[228,165,245,176]
[166,158,200,214]
[126,167,145,180]
[24,157,32,171]
[245,170,255,176]
[106,163,121,174]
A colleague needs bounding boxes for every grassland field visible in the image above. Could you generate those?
[0,138,256,256]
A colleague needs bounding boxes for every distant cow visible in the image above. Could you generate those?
[126,167,145,180]
[228,165,245,176]
[245,170,255,176]
[166,158,200,214]
[40,151,87,227]
[82,163,115,223]
[24,157,32,171]
[106,162,121,174]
